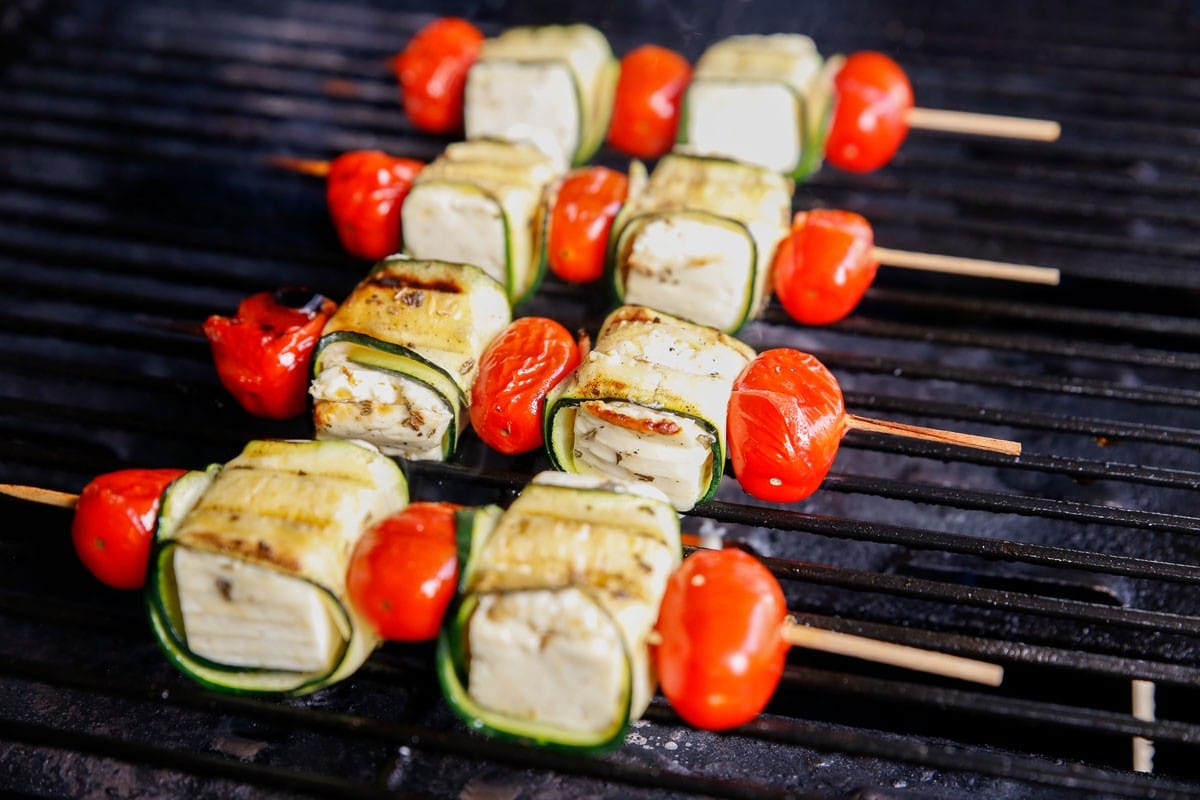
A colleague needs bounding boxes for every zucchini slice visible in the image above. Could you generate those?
[677,34,830,179]
[464,24,618,168]
[544,305,755,511]
[606,154,791,334]
[438,590,634,753]
[402,141,557,305]
[310,257,511,461]
[794,54,845,182]
[437,472,680,753]
[144,439,409,696]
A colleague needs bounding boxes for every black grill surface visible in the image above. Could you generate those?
[2,1,1200,798]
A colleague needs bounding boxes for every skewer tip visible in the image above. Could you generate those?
[0,483,79,509]
[265,155,332,178]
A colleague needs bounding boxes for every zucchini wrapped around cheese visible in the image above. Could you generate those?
[145,439,409,695]
[438,471,681,752]
[310,257,510,461]
[608,153,792,335]
[401,140,558,305]
[544,305,755,512]
[464,24,618,170]
[677,34,844,179]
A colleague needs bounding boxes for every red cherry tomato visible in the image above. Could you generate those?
[347,502,461,641]
[607,45,692,159]
[547,167,629,284]
[326,151,424,261]
[727,349,847,503]
[470,317,581,454]
[654,548,790,731]
[825,51,914,173]
[202,289,337,419]
[391,17,484,134]
[772,209,878,326]
[71,469,188,589]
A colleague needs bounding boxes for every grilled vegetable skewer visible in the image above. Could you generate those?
[391,20,1059,177]
[2,470,1002,740]
[272,147,1058,334]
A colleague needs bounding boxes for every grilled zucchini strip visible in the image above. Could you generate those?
[544,305,755,511]
[464,24,618,169]
[678,34,840,179]
[310,257,511,460]
[145,439,409,695]
[402,140,558,304]
[438,472,680,752]
[608,154,791,334]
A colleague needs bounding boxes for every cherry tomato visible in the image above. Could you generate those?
[203,288,337,419]
[654,548,789,731]
[470,317,581,454]
[727,349,847,503]
[547,167,629,283]
[71,468,188,589]
[825,51,914,173]
[391,17,484,134]
[347,502,461,641]
[326,150,424,261]
[607,45,692,159]
[772,209,877,326]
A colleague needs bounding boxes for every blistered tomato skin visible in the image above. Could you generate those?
[607,45,692,159]
[71,469,188,590]
[547,167,629,283]
[326,151,424,261]
[655,548,790,731]
[391,17,484,134]
[347,502,461,642]
[202,290,337,419]
[825,51,914,173]
[470,318,581,454]
[772,209,878,326]
[728,349,847,503]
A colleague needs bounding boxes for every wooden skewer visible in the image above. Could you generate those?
[266,155,332,178]
[782,618,1004,686]
[871,246,1060,286]
[844,414,1021,457]
[0,483,78,509]
[907,107,1061,143]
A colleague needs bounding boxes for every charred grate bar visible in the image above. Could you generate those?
[3,0,1200,797]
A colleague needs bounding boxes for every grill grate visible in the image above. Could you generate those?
[3,0,1200,797]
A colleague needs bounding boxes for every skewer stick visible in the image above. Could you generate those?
[907,107,1061,142]
[0,484,78,509]
[266,156,332,178]
[871,246,1060,286]
[844,413,1021,457]
[782,618,1003,686]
